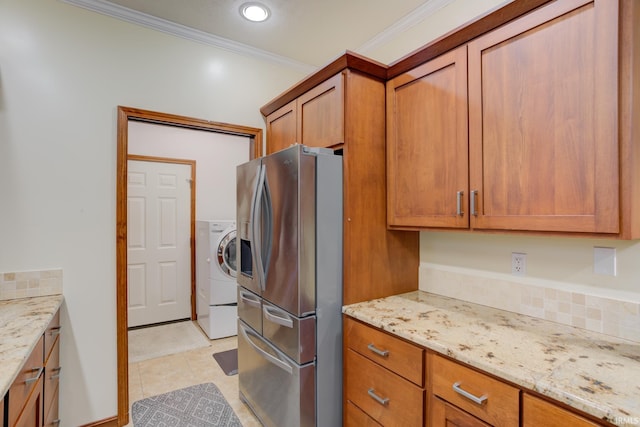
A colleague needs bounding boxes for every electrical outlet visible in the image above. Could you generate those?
[512,252,526,276]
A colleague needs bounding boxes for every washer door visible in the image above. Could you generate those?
[217,229,237,279]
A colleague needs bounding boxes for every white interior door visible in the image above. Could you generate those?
[127,159,192,327]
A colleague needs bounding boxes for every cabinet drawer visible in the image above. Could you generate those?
[345,317,424,386]
[8,335,44,427]
[346,349,424,426]
[345,401,382,427]
[523,394,602,427]
[431,354,519,427]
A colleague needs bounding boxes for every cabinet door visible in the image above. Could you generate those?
[431,397,491,427]
[266,100,297,154]
[297,73,344,149]
[345,401,382,427]
[468,0,618,233]
[14,375,43,427]
[523,394,602,427]
[387,46,469,228]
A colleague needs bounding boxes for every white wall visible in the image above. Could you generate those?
[0,0,306,425]
[128,121,250,221]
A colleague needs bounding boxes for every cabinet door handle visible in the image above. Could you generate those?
[49,326,62,337]
[24,367,44,385]
[367,388,390,406]
[367,343,389,357]
[452,381,487,405]
[470,190,478,216]
[50,366,62,379]
[456,191,464,216]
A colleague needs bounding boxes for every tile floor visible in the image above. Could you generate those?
[126,324,261,426]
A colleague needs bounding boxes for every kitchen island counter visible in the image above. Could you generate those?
[0,294,64,397]
[343,291,639,426]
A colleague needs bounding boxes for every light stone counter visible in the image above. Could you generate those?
[0,295,64,397]
[343,291,640,427]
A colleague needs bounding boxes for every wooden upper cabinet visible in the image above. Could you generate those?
[468,0,619,233]
[298,73,344,149]
[387,46,469,229]
[266,100,297,154]
[388,0,632,236]
[265,73,344,154]
[262,52,419,305]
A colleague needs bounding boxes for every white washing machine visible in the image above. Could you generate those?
[196,220,237,339]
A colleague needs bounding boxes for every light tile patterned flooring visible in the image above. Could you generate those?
[126,322,261,426]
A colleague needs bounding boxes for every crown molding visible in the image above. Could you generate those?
[59,0,316,74]
[356,0,455,55]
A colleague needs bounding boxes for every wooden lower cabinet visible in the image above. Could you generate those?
[13,376,43,427]
[5,308,61,427]
[523,394,603,427]
[345,316,611,427]
[344,317,425,426]
[345,401,382,427]
[43,338,60,427]
[8,336,44,427]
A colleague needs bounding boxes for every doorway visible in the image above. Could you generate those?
[116,106,262,426]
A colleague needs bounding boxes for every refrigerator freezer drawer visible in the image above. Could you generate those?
[238,286,262,334]
[238,320,315,427]
[262,300,316,364]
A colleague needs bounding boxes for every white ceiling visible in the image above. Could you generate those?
[63,0,456,71]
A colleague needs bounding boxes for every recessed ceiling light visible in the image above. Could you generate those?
[240,2,270,22]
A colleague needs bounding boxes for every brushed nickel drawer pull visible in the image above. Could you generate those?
[24,367,43,385]
[470,190,478,216]
[49,326,62,336]
[367,388,390,406]
[50,366,62,379]
[456,191,464,216]
[367,343,389,357]
[452,381,487,405]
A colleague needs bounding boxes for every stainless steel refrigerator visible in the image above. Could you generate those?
[236,144,343,427]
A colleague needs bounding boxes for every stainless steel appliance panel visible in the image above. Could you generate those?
[238,320,315,427]
[262,299,316,364]
[261,147,317,317]
[237,286,262,334]
[236,157,262,296]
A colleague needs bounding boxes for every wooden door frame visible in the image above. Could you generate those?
[116,106,262,426]
[127,155,197,324]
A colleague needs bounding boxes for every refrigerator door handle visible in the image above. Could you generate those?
[239,290,261,308]
[263,305,294,328]
[240,323,294,375]
[251,164,267,291]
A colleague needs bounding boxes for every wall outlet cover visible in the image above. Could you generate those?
[512,252,526,276]
[593,247,616,276]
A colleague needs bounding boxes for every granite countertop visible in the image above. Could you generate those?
[0,295,64,397]
[343,291,640,427]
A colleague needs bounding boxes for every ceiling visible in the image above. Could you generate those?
[64,0,454,70]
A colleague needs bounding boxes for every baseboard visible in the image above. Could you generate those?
[79,416,119,427]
